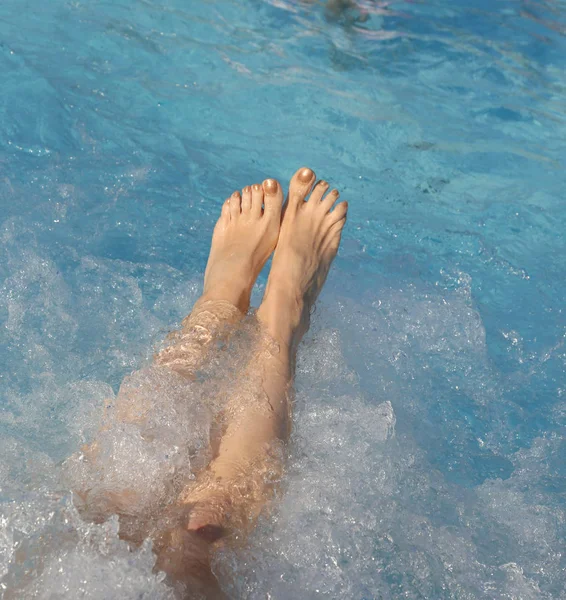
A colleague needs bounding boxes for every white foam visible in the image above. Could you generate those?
[1,264,564,598]
[61,365,218,520]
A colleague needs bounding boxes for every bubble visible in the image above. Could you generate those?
[1,273,564,598]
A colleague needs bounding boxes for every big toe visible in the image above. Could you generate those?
[287,167,316,210]
[262,178,284,219]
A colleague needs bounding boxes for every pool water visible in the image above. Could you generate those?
[1,0,566,597]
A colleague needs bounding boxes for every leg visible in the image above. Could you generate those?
[160,167,347,590]
[73,180,284,517]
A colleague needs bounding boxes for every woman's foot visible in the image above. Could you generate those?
[202,179,284,313]
[154,179,283,379]
[257,167,348,348]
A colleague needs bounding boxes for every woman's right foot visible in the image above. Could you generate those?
[257,167,348,348]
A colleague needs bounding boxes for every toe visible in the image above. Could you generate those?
[241,186,252,214]
[288,167,316,210]
[251,183,264,217]
[326,200,348,225]
[324,217,346,255]
[221,198,231,222]
[320,188,340,213]
[309,180,330,204]
[229,190,241,219]
[262,178,284,219]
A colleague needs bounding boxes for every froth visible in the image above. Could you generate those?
[1,275,564,598]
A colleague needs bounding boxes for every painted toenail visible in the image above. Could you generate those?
[298,168,314,183]
[263,179,278,194]
[243,186,251,193]
[253,183,261,191]
[232,190,241,198]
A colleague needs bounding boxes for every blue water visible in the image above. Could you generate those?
[1,0,566,597]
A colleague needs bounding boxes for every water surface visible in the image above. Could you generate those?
[1,0,566,597]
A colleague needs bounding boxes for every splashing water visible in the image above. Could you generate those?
[1,0,566,597]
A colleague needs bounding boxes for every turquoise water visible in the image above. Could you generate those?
[1,0,566,597]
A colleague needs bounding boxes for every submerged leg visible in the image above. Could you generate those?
[74,180,284,517]
[157,167,348,592]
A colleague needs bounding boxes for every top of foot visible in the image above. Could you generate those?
[202,179,284,313]
[257,167,348,347]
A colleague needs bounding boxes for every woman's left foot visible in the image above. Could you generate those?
[201,179,284,313]
[154,179,283,379]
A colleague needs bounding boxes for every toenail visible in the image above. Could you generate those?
[298,168,314,183]
[243,186,251,193]
[319,180,329,188]
[263,179,278,194]
[252,183,261,191]
[232,190,241,198]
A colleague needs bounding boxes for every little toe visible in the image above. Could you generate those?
[229,190,242,219]
[324,218,347,254]
[288,167,316,210]
[251,183,264,217]
[262,178,284,219]
[241,186,252,214]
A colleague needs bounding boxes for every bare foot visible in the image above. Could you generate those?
[202,179,284,313]
[154,179,282,380]
[257,167,348,348]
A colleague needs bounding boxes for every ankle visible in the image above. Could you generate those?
[201,282,251,314]
[257,285,304,348]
